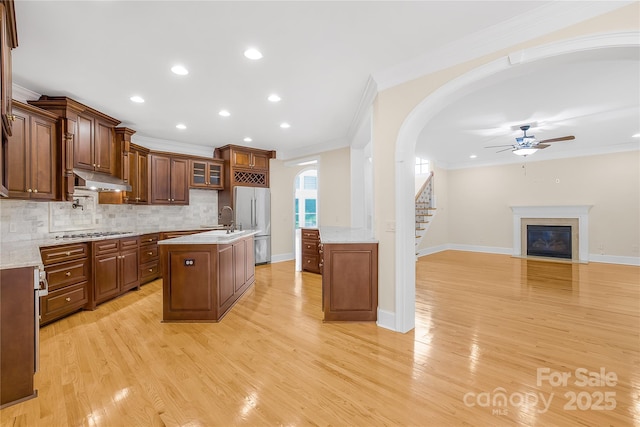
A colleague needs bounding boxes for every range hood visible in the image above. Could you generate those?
[73,168,132,192]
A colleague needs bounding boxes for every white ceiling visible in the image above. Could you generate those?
[10,1,638,163]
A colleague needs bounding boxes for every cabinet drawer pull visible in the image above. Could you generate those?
[148,268,154,272]
[65,271,71,276]
[65,251,71,256]
[147,238,153,242]
[148,251,153,255]
[33,189,38,193]
[27,188,32,192]
[306,259,311,263]
[65,297,71,302]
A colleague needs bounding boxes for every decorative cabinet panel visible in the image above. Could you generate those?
[91,236,139,308]
[321,242,378,322]
[1,266,37,408]
[301,228,321,274]
[150,153,189,205]
[139,233,160,284]
[69,113,115,174]
[189,158,223,190]
[39,243,90,325]
[6,101,58,200]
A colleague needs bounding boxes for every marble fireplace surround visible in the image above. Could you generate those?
[511,205,592,263]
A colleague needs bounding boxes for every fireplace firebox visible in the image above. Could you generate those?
[526,225,572,259]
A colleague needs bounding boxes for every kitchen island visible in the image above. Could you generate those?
[158,229,259,322]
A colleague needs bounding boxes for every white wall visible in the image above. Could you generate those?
[418,152,640,259]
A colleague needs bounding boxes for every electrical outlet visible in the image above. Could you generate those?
[385,221,396,232]
[184,259,195,267]
[9,223,16,233]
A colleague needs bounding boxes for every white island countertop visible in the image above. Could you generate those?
[157,229,260,245]
[319,227,378,244]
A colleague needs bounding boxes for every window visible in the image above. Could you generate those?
[295,169,318,228]
[415,157,430,175]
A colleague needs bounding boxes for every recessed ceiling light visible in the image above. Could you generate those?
[171,65,189,75]
[176,123,187,130]
[219,110,231,117]
[244,48,263,60]
[633,133,640,138]
[280,122,290,129]
[469,154,477,159]
[268,94,281,103]
[129,95,144,103]
[243,137,253,143]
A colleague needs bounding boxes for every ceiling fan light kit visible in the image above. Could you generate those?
[485,124,575,157]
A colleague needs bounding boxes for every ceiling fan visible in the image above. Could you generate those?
[485,125,575,156]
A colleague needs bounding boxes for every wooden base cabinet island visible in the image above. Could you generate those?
[317,227,379,322]
[158,230,257,322]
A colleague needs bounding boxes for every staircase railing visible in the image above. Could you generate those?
[415,171,435,250]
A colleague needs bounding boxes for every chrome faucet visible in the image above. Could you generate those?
[221,205,234,233]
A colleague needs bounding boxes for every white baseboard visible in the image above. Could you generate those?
[417,245,640,267]
[417,243,511,258]
[270,253,294,263]
[376,309,396,331]
[589,253,640,266]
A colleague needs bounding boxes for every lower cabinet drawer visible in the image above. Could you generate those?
[140,245,158,264]
[140,261,160,284]
[302,240,319,254]
[302,254,320,273]
[45,259,89,291]
[40,282,88,325]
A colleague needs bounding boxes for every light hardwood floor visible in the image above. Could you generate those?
[1,251,638,426]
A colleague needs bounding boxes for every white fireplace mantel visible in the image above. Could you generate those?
[511,205,592,262]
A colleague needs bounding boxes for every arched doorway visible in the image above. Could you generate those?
[392,32,639,333]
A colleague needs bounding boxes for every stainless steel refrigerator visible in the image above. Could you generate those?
[234,186,271,264]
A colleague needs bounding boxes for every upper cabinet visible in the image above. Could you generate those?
[150,153,189,205]
[189,158,223,190]
[28,96,120,201]
[0,0,17,198]
[126,144,150,204]
[0,0,16,138]
[6,101,59,200]
[214,144,275,188]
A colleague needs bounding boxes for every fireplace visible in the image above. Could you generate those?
[511,205,592,263]
[526,225,572,259]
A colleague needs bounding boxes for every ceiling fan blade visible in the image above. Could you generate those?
[496,147,513,153]
[485,144,514,148]
[536,144,551,149]
[538,135,575,143]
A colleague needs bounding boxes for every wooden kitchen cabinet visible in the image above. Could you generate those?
[39,243,89,325]
[0,266,37,408]
[126,144,149,204]
[160,234,256,322]
[139,233,160,284]
[150,153,189,205]
[28,96,121,201]
[91,236,139,308]
[214,144,275,188]
[301,228,321,273]
[189,157,223,190]
[6,101,59,200]
[0,1,17,198]
[321,242,378,321]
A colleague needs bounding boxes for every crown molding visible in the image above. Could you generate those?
[372,1,635,91]
[12,83,40,103]
[132,135,214,158]
[346,75,377,147]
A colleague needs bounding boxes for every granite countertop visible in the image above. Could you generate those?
[0,225,228,270]
[158,229,260,245]
[319,226,378,244]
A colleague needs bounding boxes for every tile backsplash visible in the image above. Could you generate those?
[0,189,218,242]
